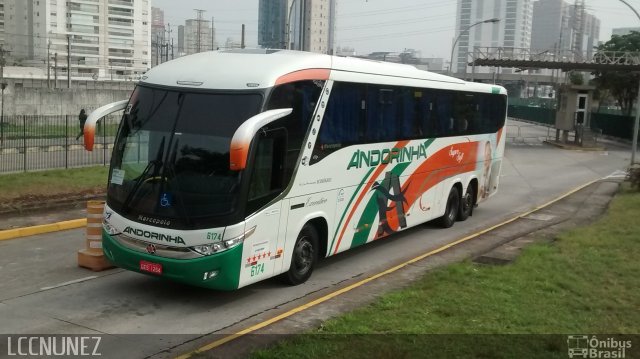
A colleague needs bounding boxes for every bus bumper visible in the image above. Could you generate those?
[102,230,242,291]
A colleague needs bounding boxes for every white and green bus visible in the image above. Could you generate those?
[85,49,507,290]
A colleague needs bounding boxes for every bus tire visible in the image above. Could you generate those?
[438,186,460,228]
[282,224,319,286]
[457,185,475,221]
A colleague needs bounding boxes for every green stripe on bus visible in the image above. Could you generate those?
[329,167,375,254]
[350,162,411,249]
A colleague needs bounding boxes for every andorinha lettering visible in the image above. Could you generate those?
[347,144,428,170]
[123,226,185,245]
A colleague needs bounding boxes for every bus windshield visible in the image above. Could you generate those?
[107,85,263,229]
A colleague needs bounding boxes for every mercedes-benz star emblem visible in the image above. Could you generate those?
[146,244,157,254]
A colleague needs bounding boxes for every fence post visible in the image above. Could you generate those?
[65,115,69,169]
[102,117,106,166]
[22,116,26,172]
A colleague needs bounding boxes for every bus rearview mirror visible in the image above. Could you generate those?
[229,108,292,171]
[84,100,129,151]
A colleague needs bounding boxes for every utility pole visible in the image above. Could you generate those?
[211,17,215,51]
[0,44,7,147]
[67,35,71,88]
[618,0,640,165]
[194,9,206,53]
[156,34,160,65]
[241,24,246,49]
[165,24,172,62]
[47,41,51,88]
[54,53,58,89]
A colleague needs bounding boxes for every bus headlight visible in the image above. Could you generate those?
[191,226,256,256]
[193,243,224,256]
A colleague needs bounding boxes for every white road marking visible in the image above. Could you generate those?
[604,170,627,180]
[40,276,98,291]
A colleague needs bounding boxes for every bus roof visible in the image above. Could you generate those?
[141,49,506,95]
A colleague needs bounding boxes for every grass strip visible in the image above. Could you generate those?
[0,166,108,202]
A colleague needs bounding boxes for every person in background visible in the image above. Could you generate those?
[76,109,88,141]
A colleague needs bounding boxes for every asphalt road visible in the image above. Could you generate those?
[0,121,632,358]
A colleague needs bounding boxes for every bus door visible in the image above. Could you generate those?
[241,127,288,285]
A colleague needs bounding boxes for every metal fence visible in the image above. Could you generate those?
[0,114,121,174]
[507,105,638,141]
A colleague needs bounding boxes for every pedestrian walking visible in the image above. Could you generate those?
[76,109,88,140]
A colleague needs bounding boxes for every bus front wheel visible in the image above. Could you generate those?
[282,224,318,286]
[438,186,460,228]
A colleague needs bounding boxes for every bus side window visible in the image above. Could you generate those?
[313,82,364,164]
[433,92,454,137]
[266,80,323,184]
[246,128,287,215]
[365,86,396,143]
[397,88,417,140]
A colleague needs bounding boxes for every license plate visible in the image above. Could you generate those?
[140,260,162,275]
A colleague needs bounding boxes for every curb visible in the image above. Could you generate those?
[543,140,606,151]
[0,218,87,241]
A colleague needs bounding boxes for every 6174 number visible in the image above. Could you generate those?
[250,263,264,277]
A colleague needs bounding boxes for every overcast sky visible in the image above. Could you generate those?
[152,0,640,58]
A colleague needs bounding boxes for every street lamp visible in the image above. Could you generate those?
[449,18,500,76]
[618,0,640,165]
[286,0,299,50]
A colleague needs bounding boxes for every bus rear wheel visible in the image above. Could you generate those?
[438,186,460,228]
[282,224,318,286]
[457,185,475,221]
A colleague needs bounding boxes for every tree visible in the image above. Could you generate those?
[592,31,640,116]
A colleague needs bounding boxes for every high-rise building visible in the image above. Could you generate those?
[184,18,213,55]
[258,0,287,49]
[258,0,336,54]
[151,6,163,27]
[531,0,571,52]
[151,7,165,67]
[0,0,151,79]
[453,0,533,74]
[530,0,600,59]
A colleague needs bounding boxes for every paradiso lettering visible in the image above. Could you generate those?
[123,226,185,245]
[347,144,428,170]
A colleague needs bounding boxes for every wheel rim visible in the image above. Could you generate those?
[293,236,314,275]
[447,192,458,220]
[462,192,472,213]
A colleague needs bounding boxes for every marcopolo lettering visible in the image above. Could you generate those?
[124,226,185,245]
[347,144,428,170]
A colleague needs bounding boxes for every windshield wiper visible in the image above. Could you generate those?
[121,136,166,213]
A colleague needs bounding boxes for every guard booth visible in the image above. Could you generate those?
[555,84,596,146]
